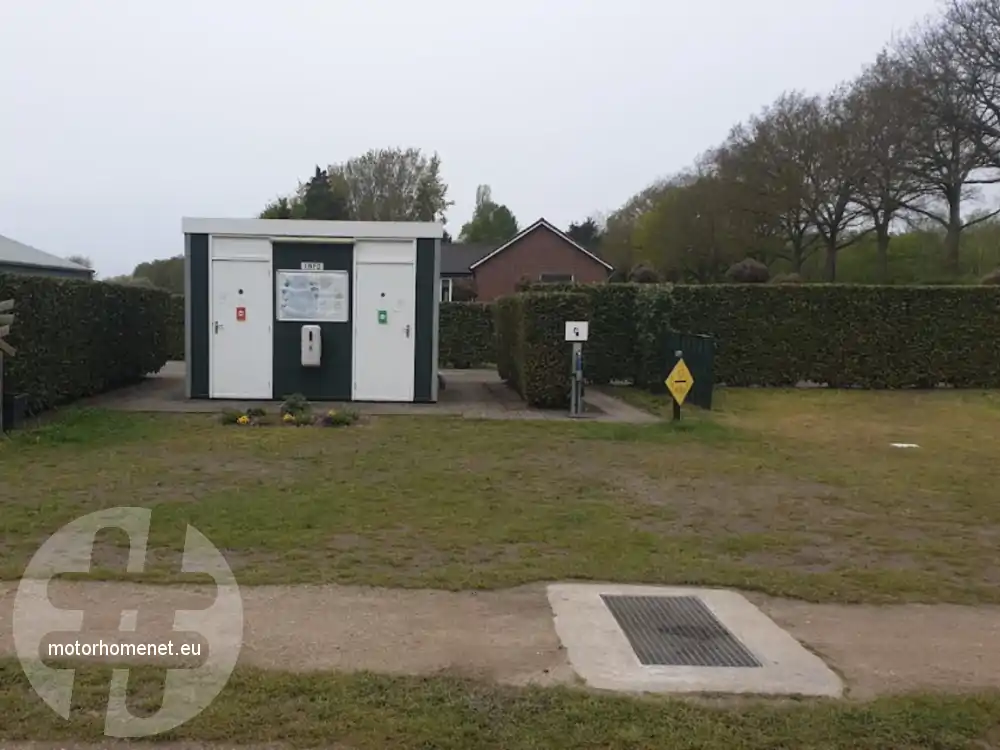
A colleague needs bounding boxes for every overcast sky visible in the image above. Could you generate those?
[0,0,942,277]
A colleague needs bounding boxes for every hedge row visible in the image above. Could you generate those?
[0,274,174,413]
[495,292,591,407]
[439,302,494,368]
[665,285,1000,388]
[492,283,1000,401]
[166,295,185,361]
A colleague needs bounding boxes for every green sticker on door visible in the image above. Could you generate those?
[377,310,388,324]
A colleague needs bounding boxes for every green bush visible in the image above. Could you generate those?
[280,393,311,419]
[0,274,172,414]
[725,258,770,283]
[439,302,494,368]
[166,294,184,360]
[518,292,591,408]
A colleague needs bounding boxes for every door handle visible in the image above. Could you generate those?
[214,322,223,334]
[404,324,411,339]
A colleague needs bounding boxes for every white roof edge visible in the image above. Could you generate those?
[181,217,444,240]
[0,233,94,273]
[468,218,614,271]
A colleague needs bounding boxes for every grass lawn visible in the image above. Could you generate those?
[2,661,1000,749]
[2,387,1000,603]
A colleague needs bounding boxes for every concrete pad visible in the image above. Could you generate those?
[547,583,843,697]
[80,365,659,424]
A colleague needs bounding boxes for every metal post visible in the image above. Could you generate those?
[672,349,683,422]
[570,342,583,417]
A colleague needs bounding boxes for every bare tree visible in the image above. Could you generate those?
[717,93,821,274]
[799,90,873,281]
[939,0,1000,164]
[896,19,1000,272]
[66,254,93,269]
[846,52,930,281]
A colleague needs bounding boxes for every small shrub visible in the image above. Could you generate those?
[219,408,244,425]
[725,258,770,283]
[280,393,310,416]
[770,272,804,284]
[980,267,1000,285]
[246,406,268,418]
[318,408,359,427]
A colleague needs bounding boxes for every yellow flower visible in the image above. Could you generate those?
[283,413,295,423]
[236,415,250,425]
[327,409,338,417]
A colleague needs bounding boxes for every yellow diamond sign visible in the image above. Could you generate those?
[665,359,694,405]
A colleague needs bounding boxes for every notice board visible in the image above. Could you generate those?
[276,270,349,323]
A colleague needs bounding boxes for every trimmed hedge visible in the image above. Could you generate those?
[667,284,1000,388]
[633,284,677,389]
[0,274,173,413]
[515,282,640,384]
[494,283,1000,398]
[439,302,494,368]
[166,294,185,361]
[494,296,520,386]
[496,292,591,407]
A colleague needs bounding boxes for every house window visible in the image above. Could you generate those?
[539,273,574,283]
[440,278,453,302]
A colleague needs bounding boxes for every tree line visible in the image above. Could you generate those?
[113,1,1000,292]
[598,0,1000,284]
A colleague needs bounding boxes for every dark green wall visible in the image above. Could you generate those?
[414,239,435,402]
[272,242,353,401]
[188,234,209,398]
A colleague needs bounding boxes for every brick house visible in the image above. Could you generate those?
[439,218,613,302]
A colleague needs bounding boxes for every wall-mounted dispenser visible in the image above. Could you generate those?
[301,325,321,367]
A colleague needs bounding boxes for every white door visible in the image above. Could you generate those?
[353,261,416,401]
[211,259,272,398]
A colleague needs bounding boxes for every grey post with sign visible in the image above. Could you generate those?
[565,321,589,418]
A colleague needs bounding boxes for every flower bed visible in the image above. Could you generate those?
[220,394,359,428]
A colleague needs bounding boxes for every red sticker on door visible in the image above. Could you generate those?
[236,307,246,321]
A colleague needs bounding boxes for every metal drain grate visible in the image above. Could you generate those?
[601,595,762,668]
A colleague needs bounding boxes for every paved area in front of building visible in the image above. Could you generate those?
[81,363,658,424]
